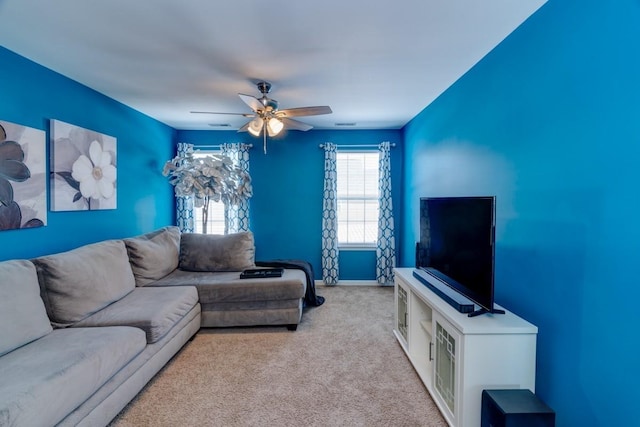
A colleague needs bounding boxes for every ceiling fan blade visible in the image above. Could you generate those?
[191,111,254,117]
[277,106,332,118]
[282,117,313,131]
[192,111,255,119]
[238,93,264,112]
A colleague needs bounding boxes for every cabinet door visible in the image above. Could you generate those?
[433,313,461,423]
[396,282,409,343]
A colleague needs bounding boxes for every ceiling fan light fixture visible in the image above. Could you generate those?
[248,117,264,136]
[195,81,332,154]
[267,117,284,136]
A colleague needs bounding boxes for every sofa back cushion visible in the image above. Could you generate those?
[124,226,180,286]
[179,231,256,272]
[0,260,53,356]
[33,240,136,327]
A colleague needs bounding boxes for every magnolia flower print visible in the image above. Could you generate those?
[49,120,117,211]
[71,140,116,200]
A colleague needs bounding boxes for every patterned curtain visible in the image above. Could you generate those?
[321,142,339,285]
[221,143,251,233]
[376,141,396,285]
[175,142,194,233]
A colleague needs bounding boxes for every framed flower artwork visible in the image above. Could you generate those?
[0,120,47,231]
[50,120,117,211]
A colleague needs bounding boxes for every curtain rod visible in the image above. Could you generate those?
[318,143,396,149]
[194,143,253,150]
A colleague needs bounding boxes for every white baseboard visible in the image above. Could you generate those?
[315,280,382,287]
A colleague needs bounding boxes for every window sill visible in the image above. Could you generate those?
[338,245,377,251]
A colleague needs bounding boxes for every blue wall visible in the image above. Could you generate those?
[0,47,176,260]
[177,129,403,280]
[401,0,640,425]
[0,44,403,281]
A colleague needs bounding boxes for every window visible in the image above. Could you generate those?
[193,151,225,235]
[336,151,379,247]
[193,197,225,235]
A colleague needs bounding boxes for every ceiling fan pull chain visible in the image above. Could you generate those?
[263,123,267,154]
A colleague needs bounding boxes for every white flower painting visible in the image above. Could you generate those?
[50,120,117,211]
[0,120,47,231]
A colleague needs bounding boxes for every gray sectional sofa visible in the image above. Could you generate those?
[0,227,307,427]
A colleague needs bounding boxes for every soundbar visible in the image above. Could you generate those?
[412,268,475,314]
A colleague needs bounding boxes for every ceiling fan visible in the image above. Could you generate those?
[191,81,332,153]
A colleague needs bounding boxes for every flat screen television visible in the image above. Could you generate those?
[416,196,503,317]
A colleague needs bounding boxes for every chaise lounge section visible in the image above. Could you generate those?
[124,227,308,330]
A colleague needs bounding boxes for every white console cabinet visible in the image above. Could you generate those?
[393,268,537,427]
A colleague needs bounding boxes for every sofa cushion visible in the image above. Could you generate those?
[124,226,181,286]
[0,260,53,357]
[33,240,136,327]
[149,269,306,304]
[0,326,145,427]
[179,231,256,272]
[74,286,199,343]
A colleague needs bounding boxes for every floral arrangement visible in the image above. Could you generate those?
[162,151,252,233]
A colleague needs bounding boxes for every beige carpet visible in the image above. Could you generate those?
[110,285,447,427]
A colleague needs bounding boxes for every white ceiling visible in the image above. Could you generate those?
[0,0,546,131]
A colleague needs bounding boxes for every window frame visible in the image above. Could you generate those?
[335,149,380,250]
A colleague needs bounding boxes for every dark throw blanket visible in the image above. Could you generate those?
[255,259,325,307]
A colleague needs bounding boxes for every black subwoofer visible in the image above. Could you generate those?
[481,389,555,427]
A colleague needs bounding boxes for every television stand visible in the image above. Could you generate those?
[393,268,537,427]
[468,307,505,317]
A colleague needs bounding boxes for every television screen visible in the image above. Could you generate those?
[418,196,496,313]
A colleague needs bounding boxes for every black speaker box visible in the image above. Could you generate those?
[481,389,555,427]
